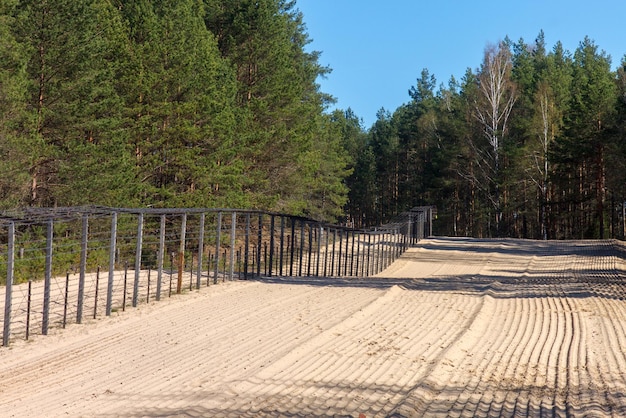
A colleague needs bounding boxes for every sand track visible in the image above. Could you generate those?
[1,237,626,417]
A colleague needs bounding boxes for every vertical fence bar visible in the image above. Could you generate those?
[63,272,70,328]
[244,213,250,279]
[298,221,305,276]
[214,211,222,284]
[26,281,32,340]
[106,212,118,316]
[77,214,88,323]
[197,213,205,288]
[355,232,361,277]
[177,213,187,293]
[146,269,151,302]
[268,215,275,277]
[381,232,385,272]
[263,243,267,275]
[323,227,329,277]
[364,232,370,276]
[229,211,236,280]
[348,230,353,275]
[279,216,285,276]
[396,228,401,258]
[385,229,395,268]
[133,213,143,307]
[315,225,323,277]
[42,219,53,335]
[330,229,337,276]
[122,263,128,311]
[289,218,295,276]
[3,222,15,346]
[307,224,313,277]
[405,219,410,249]
[350,230,356,276]
[156,214,165,301]
[94,267,100,318]
[337,230,343,277]
[378,232,383,273]
[257,213,263,277]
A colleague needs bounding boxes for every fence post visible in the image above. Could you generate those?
[323,227,329,277]
[380,231,393,271]
[268,215,275,277]
[42,219,53,335]
[257,213,263,277]
[77,214,88,323]
[26,281,32,340]
[197,213,205,288]
[156,214,165,301]
[177,213,187,293]
[428,207,433,238]
[315,225,323,277]
[337,229,343,277]
[229,211,236,280]
[106,211,118,316]
[133,213,143,307]
[3,222,15,346]
[214,211,222,284]
[244,213,250,279]
[63,272,70,327]
[298,221,305,276]
[377,232,382,273]
[330,229,337,276]
[355,231,361,277]
[289,218,295,276]
[279,216,285,276]
[364,232,369,276]
[306,224,313,277]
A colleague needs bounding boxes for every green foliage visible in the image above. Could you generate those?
[3,2,626,240]
[344,32,626,239]
[0,0,351,220]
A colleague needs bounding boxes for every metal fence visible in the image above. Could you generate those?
[0,206,432,346]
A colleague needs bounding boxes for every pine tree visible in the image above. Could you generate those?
[120,0,239,207]
[0,0,30,208]
[561,37,617,238]
[9,0,133,206]
[204,0,334,212]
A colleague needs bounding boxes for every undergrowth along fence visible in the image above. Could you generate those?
[0,206,433,346]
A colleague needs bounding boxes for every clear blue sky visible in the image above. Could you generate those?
[296,0,626,129]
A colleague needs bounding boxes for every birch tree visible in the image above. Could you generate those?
[529,43,572,239]
[473,42,517,234]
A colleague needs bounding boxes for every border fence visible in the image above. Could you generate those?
[0,206,434,346]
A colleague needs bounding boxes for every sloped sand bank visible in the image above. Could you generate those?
[1,237,626,417]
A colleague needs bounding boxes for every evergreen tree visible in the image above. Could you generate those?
[10,0,133,206]
[290,112,352,222]
[369,109,400,223]
[119,0,239,207]
[0,0,30,208]
[204,0,334,212]
[560,37,617,238]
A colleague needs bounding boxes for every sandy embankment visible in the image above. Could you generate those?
[0,237,626,417]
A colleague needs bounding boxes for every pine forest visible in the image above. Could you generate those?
[0,1,626,239]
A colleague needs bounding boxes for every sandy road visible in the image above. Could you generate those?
[1,237,626,417]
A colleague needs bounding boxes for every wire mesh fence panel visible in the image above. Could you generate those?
[0,206,434,345]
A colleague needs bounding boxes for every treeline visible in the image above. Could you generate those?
[0,0,353,222]
[2,2,625,240]
[345,32,626,239]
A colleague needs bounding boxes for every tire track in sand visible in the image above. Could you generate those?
[2,238,626,417]
[227,285,485,417]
